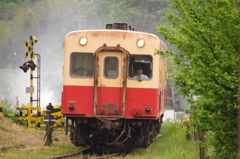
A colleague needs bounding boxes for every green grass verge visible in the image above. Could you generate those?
[127,120,199,159]
[3,143,85,159]
[0,117,200,159]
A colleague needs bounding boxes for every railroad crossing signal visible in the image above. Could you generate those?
[20,35,37,73]
[27,60,36,71]
[19,62,29,73]
[19,60,36,73]
[20,36,39,128]
[23,36,37,60]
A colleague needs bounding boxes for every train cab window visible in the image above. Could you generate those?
[104,57,118,78]
[70,52,94,77]
[128,55,152,79]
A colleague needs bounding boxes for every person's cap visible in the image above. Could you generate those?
[136,66,143,71]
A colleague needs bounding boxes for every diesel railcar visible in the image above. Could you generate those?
[61,23,168,149]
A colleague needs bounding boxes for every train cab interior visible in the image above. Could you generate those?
[70,52,94,77]
[128,55,152,79]
[69,52,153,80]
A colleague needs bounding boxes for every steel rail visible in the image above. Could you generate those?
[92,151,131,159]
[49,148,132,159]
[49,149,91,159]
[92,152,121,159]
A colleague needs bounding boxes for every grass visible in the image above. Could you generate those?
[0,115,200,159]
[0,116,84,159]
[1,99,17,115]
[127,120,199,159]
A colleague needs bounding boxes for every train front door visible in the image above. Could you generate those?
[96,51,124,116]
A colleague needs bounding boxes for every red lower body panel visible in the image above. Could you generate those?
[97,87,123,115]
[62,85,160,119]
[125,88,159,119]
[62,85,94,116]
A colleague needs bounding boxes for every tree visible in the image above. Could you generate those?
[0,0,176,103]
[82,0,174,34]
[165,55,181,111]
[157,0,239,158]
[0,0,76,104]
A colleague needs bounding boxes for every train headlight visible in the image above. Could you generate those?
[145,107,151,114]
[79,37,88,46]
[68,105,75,111]
[137,38,145,48]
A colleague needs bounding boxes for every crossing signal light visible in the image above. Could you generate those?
[19,62,29,73]
[27,60,36,71]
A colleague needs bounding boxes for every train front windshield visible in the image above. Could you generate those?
[104,57,119,78]
[128,55,152,79]
[70,52,94,77]
[69,53,153,80]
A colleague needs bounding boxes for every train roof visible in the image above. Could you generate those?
[159,39,168,50]
[64,23,167,53]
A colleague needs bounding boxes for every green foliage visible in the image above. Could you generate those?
[175,111,187,120]
[157,0,239,158]
[0,0,175,104]
[128,121,199,159]
[0,98,16,114]
[81,0,174,33]
[0,120,199,159]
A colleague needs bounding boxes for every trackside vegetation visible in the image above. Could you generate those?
[128,120,199,159]
[0,116,82,159]
[0,116,199,159]
[0,98,16,115]
[156,0,239,158]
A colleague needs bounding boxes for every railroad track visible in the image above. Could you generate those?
[49,149,92,159]
[92,152,129,159]
[49,148,130,159]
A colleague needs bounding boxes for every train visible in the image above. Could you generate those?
[61,23,168,149]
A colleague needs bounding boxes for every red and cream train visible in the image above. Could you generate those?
[61,23,168,148]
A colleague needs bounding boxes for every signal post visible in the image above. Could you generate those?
[19,36,40,128]
[16,36,64,134]
[0,103,2,116]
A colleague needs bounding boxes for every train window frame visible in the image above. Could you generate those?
[128,54,153,80]
[103,56,119,79]
[69,52,95,78]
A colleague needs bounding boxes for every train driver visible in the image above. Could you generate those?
[132,66,148,80]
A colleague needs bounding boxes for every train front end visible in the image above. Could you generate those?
[61,23,167,148]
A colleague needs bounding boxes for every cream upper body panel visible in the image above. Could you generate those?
[63,30,164,88]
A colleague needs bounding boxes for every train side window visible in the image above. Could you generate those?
[70,52,94,78]
[128,55,152,79]
[104,57,118,78]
